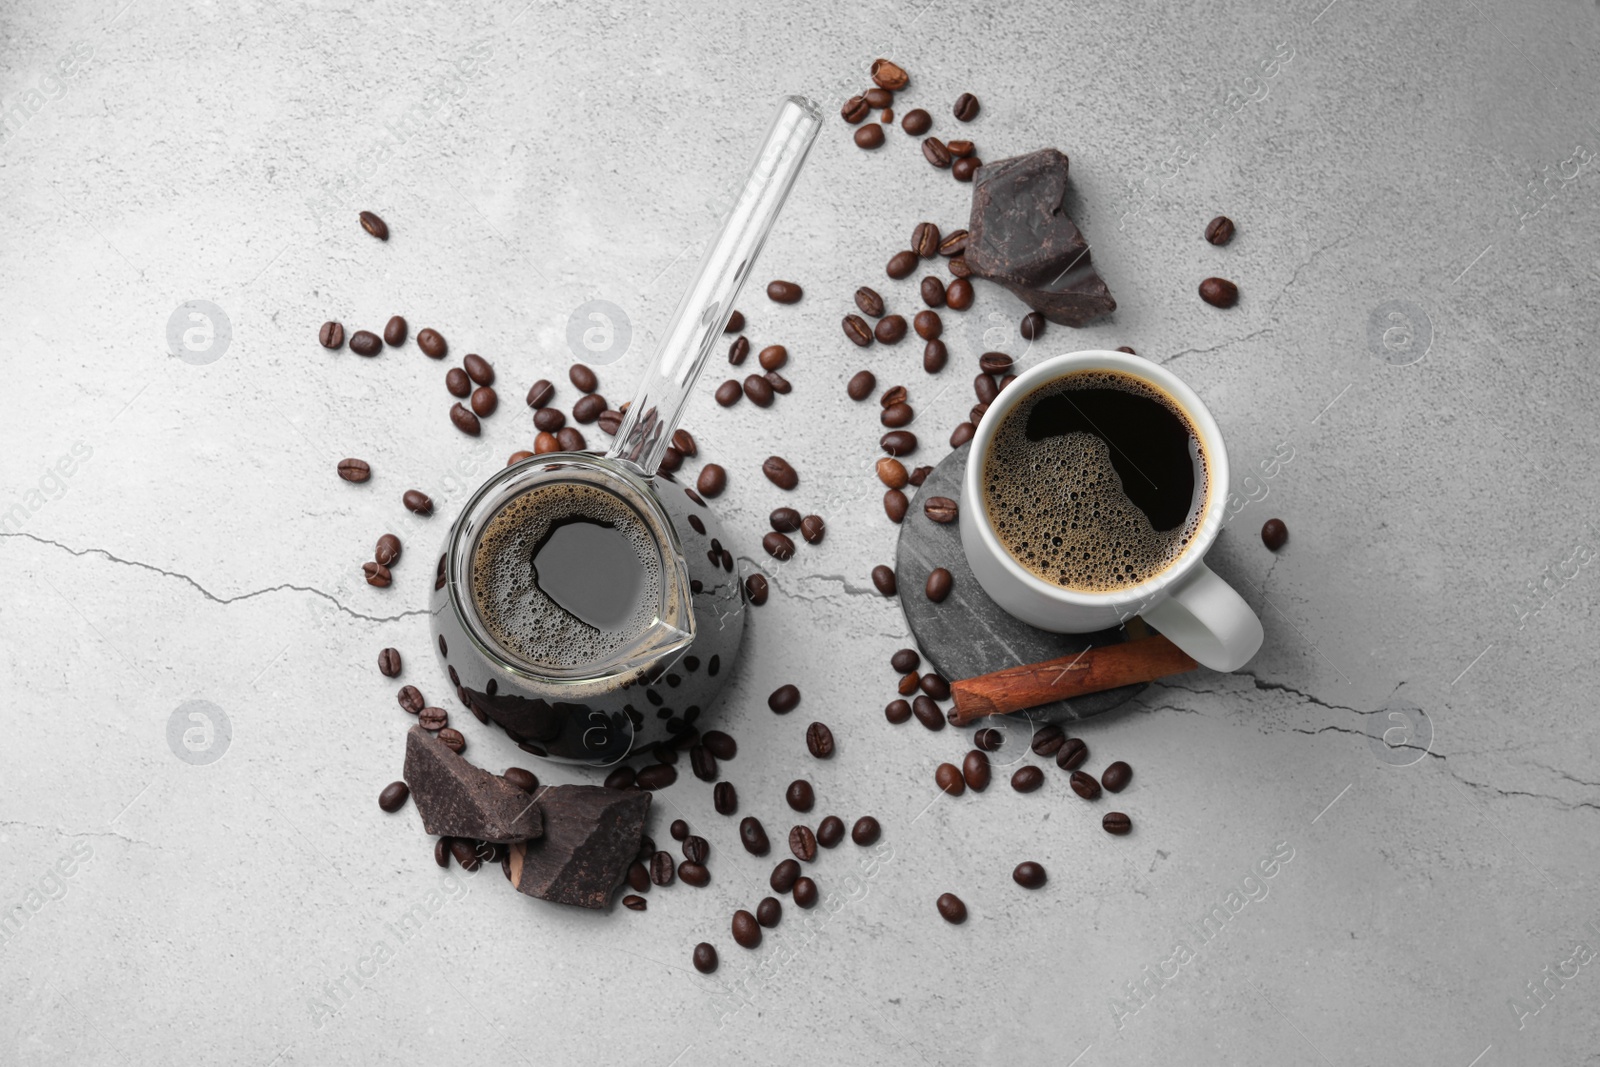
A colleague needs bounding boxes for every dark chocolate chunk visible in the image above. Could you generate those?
[508,785,651,909]
[402,726,543,843]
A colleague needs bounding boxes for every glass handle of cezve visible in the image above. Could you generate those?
[608,95,821,476]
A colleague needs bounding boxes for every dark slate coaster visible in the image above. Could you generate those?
[894,443,1146,727]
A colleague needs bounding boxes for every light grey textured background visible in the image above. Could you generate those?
[3,0,1599,1063]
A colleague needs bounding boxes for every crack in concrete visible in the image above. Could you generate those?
[1265,231,1358,318]
[0,819,165,849]
[1,531,427,624]
[1161,326,1275,366]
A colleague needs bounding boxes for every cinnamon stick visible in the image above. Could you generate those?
[948,636,1198,725]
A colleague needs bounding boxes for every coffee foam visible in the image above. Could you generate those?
[470,482,661,669]
[982,371,1207,593]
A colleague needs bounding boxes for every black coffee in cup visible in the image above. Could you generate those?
[982,369,1208,592]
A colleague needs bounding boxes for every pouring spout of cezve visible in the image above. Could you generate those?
[608,96,821,477]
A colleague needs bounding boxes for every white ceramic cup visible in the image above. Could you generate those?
[959,349,1263,672]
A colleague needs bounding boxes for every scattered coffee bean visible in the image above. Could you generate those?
[740,816,771,855]
[679,861,709,887]
[471,386,498,417]
[926,567,953,603]
[936,762,965,796]
[437,728,466,754]
[434,837,453,868]
[525,379,555,409]
[1102,761,1133,793]
[449,403,481,436]
[1262,518,1288,551]
[446,367,471,397]
[885,699,912,724]
[884,489,908,523]
[319,321,345,350]
[769,684,800,713]
[1013,861,1047,889]
[880,430,918,455]
[946,139,975,157]
[796,515,824,544]
[946,277,974,310]
[792,876,819,908]
[872,564,897,596]
[1199,277,1239,308]
[789,824,818,862]
[762,455,798,489]
[919,673,950,700]
[744,374,775,407]
[912,222,941,259]
[670,819,689,841]
[854,123,885,149]
[650,851,677,885]
[950,423,976,447]
[693,943,718,974]
[922,137,952,168]
[689,745,718,783]
[728,336,750,365]
[657,446,684,475]
[569,364,598,393]
[913,310,942,341]
[358,210,388,240]
[756,897,782,928]
[668,429,696,459]
[769,507,802,533]
[970,403,990,424]
[1103,812,1132,835]
[1205,215,1236,245]
[764,369,790,395]
[961,749,991,792]
[786,779,815,812]
[953,92,980,121]
[877,457,908,488]
[844,311,876,349]
[622,895,646,911]
[683,835,709,864]
[1069,770,1101,800]
[854,288,886,319]
[897,672,919,696]
[502,766,538,794]
[745,574,769,605]
[419,707,448,731]
[558,426,587,451]
[398,685,425,714]
[762,531,795,561]
[363,561,392,587]
[805,722,835,759]
[952,156,981,182]
[841,95,869,123]
[379,315,406,346]
[378,781,410,812]
[911,695,944,731]
[401,490,433,517]
[712,781,737,815]
[815,815,845,849]
[534,408,567,435]
[462,353,494,386]
[920,276,947,308]
[886,251,919,279]
[870,57,908,89]
[890,648,921,673]
[881,401,914,427]
[880,385,907,408]
[757,345,788,372]
[923,496,958,523]
[1012,765,1045,793]
[636,763,677,790]
[923,339,948,373]
[874,315,908,345]
[939,229,969,256]
[375,534,402,568]
[572,393,606,423]
[417,328,447,358]
[714,379,743,406]
[697,464,727,498]
[1116,346,1137,354]
[901,108,932,136]
[603,764,633,793]
[1030,724,1065,757]
[979,351,1013,374]
[732,909,761,948]
[936,892,967,923]
[1020,312,1045,340]
[337,458,371,483]
[851,816,881,845]
[974,373,999,404]
[949,254,971,278]
[974,727,1003,751]
[770,858,801,894]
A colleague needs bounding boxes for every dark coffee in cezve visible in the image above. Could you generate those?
[983,369,1206,593]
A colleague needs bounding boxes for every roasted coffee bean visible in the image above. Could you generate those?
[690,745,719,783]
[622,895,646,911]
[358,210,389,240]
[762,455,798,490]
[1205,215,1236,245]
[911,695,944,731]
[923,339,948,373]
[1020,312,1046,340]
[884,489,908,523]
[1056,737,1088,770]
[805,722,835,759]
[471,386,498,417]
[533,407,566,432]
[683,834,709,864]
[437,728,466,754]
[901,108,933,136]
[1103,811,1133,835]
[744,374,775,407]
[936,892,966,923]
[757,344,788,372]
[851,816,881,846]
[556,427,586,451]
[657,446,684,474]
[769,507,803,532]
[1262,518,1289,551]
[762,530,796,561]
[842,314,874,348]
[1012,766,1045,793]
[337,458,371,483]
[974,727,1003,751]
[533,432,560,455]
[881,402,914,427]
[697,464,727,498]
[854,287,886,318]
[880,430,918,455]
[649,851,677,885]
[814,815,845,849]
[446,367,471,397]
[525,379,555,409]
[952,156,981,182]
[926,567,953,603]
[693,942,718,974]
[449,839,481,871]
[920,276,947,308]
[732,909,761,948]
[756,896,782,928]
[922,137,952,168]
[626,860,650,892]
[912,222,941,258]
[603,765,635,791]
[1069,770,1101,799]
[770,858,801,893]
[430,836,453,867]
[319,321,345,350]
[923,496,958,524]
[854,123,885,149]
[970,403,990,424]
[728,336,750,365]
[946,277,974,310]
[946,139,975,157]
[886,251,919,279]
[1030,724,1065,757]
[745,574,769,605]
[572,393,606,423]
[953,92,980,121]
[670,819,690,841]
[1116,346,1137,354]
[714,379,743,406]
[979,351,1013,374]
[378,781,410,812]
[461,353,494,386]
[713,781,738,815]
[636,763,678,790]
[870,57,908,89]
[872,564,898,596]
[799,515,825,544]
[740,816,771,855]
[920,673,950,700]
[767,279,803,304]
[1013,861,1047,889]
[651,742,679,766]
[961,749,991,792]
[914,310,942,340]
[789,824,818,862]
[879,384,907,408]
[949,254,972,278]
[935,762,965,796]
[566,363,596,393]
[664,429,695,460]
[786,778,815,812]
[498,766,537,795]
[374,534,401,567]
[417,328,447,358]
[877,457,908,488]
[841,95,870,123]
[400,490,433,518]
[939,229,969,256]
[898,672,919,696]
[419,706,448,731]
[769,684,800,713]
[1199,277,1239,308]
[885,698,912,724]
[874,314,907,345]
[363,561,392,587]
[638,835,657,860]
[974,373,999,404]
[1102,761,1133,793]
[398,685,425,714]
[450,403,481,436]
[791,876,818,908]
[890,648,921,673]
[378,315,405,347]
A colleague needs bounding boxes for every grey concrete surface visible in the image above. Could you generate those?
[3,0,1599,1063]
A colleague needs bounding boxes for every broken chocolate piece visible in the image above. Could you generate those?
[403,726,543,843]
[508,785,650,909]
[965,148,1116,327]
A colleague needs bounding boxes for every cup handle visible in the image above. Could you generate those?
[1141,563,1263,672]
